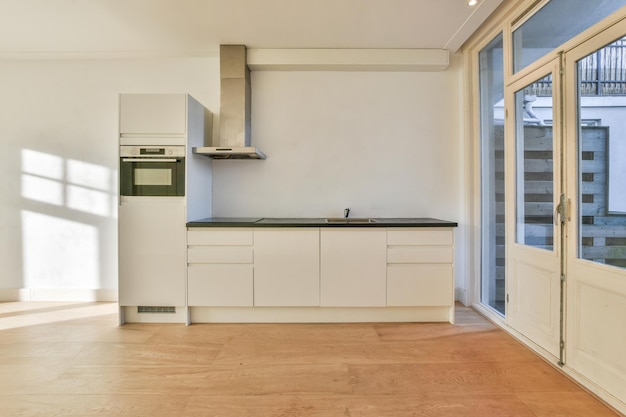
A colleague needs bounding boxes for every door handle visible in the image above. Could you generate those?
[555,195,570,225]
[122,158,178,163]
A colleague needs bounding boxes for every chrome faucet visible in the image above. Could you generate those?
[344,207,351,219]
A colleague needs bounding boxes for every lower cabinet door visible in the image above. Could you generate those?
[387,264,453,306]
[119,198,186,306]
[187,264,253,306]
[254,228,320,306]
[320,228,387,307]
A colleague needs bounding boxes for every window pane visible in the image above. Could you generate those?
[577,38,626,269]
[480,33,505,314]
[515,75,554,251]
[513,0,626,73]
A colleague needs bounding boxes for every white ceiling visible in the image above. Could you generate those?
[0,0,504,58]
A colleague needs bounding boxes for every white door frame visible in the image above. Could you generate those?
[504,57,564,362]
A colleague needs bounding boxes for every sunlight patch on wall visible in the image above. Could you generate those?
[21,149,114,217]
[66,184,111,217]
[21,149,64,179]
[67,159,111,190]
[21,174,64,206]
[66,159,115,217]
[21,210,99,289]
[19,149,115,290]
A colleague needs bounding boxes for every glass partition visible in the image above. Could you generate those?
[513,0,626,74]
[480,33,506,314]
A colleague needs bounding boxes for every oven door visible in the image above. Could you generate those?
[120,157,185,196]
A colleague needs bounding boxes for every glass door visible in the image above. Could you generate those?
[505,58,563,360]
[564,22,626,403]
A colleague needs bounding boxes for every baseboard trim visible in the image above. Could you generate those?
[0,288,118,302]
[455,287,470,306]
[188,306,455,324]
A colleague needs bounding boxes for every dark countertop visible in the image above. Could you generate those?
[187,217,458,228]
[186,217,263,227]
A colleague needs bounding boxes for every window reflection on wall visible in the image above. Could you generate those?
[21,149,116,217]
[20,149,115,289]
[21,210,99,289]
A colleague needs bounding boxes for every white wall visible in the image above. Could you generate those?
[0,57,219,300]
[0,54,465,300]
[214,60,463,220]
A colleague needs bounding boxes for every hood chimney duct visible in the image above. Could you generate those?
[193,44,266,159]
[219,45,251,148]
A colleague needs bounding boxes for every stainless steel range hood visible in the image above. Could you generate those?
[194,45,266,160]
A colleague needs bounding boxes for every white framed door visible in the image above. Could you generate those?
[505,58,563,360]
[564,19,626,403]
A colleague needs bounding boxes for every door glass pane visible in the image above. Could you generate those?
[577,37,626,269]
[479,34,505,314]
[515,74,554,251]
[512,0,626,74]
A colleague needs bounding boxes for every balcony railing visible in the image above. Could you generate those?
[528,37,626,96]
[580,37,626,95]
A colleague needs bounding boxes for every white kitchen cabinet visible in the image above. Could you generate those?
[387,264,453,306]
[386,228,454,307]
[320,228,387,307]
[387,246,453,264]
[118,94,213,324]
[186,225,456,323]
[254,228,320,307]
[188,246,253,264]
[186,228,254,307]
[118,197,187,307]
[119,94,187,136]
[188,228,253,246]
[188,264,253,306]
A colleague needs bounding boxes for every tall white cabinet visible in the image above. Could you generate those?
[118,94,212,324]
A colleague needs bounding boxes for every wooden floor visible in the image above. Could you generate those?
[0,302,622,417]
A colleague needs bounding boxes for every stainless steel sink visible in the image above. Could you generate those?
[325,218,378,223]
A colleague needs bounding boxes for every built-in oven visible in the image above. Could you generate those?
[120,146,185,197]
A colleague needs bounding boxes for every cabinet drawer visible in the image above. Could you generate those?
[187,264,253,306]
[387,264,453,306]
[188,246,253,264]
[188,228,253,246]
[387,228,453,246]
[387,246,453,264]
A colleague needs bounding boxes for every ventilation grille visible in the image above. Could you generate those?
[137,306,176,314]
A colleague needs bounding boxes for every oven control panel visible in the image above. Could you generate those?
[120,146,185,158]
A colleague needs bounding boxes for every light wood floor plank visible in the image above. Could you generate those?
[182,393,538,417]
[73,342,223,366]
